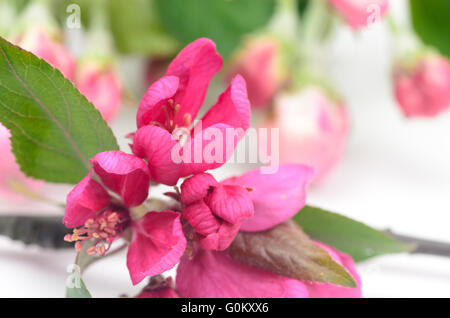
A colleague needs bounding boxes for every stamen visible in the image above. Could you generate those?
[66,210,129,256]
[173,103,181,122]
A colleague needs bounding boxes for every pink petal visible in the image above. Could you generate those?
[132,125,182,186]
[63,171,110,228]
[182,200,220,236]
[166,38,223,125]
[90,151,150,207]
[223,164,313,232]
[137,76,179,128]
[204,184,254,224]
[200,75,251,132]
[180,173,218,206]
[197,221,241,251]
[180,123,238,177]
[127,211,186,285]
[306,242,362,298]
[176,250,309,298]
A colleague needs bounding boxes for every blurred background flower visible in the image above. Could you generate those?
[0,0,450,297]
[393,53,450,118]
[263,86,348,182]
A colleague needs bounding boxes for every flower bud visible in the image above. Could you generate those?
[226,36,287,108]
[76,61,122,122]
[393,54,450,118]
[263,86,348,183]
[329,0,389,30]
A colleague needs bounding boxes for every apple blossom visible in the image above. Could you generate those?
[132,38,251,185]
[63,151,186,285]
[176,165,361,297]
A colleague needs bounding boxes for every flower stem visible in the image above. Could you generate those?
[385,230,450,258]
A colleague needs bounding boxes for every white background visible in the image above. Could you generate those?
[1,0,450,297]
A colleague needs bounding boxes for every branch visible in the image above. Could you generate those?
[385,230,450,258]
[0,215,71,249]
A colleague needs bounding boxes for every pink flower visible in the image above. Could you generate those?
[226,36,286,108]
[132,38,251,185]
[263,87,348,183]
[0,124,42,201]
[175,164,361,297]
[329,0,389,30]
[179,165,312,251]
[180,173,254,251]
[63,151,186,285]
[76,61,122,122]
[394,55,450,118]
[15,27,76,81]
[222,165,314,231]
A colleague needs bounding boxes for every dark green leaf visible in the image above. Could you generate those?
[297,0,309,17]
[227,220,356,287]
[410,0,450,58]
[294,205,415,262]
[155,0,276,59]
[0,37,119,184]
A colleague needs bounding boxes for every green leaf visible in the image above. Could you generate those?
[294,205,415,262]
[155,0,276,59]
[66,241,96,298]
[227,220,356,287]
[0,37,119,184]
[410,0,450,58]
[297,0,310,17]
[65,274,92,298]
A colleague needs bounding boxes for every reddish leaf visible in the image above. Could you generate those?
[227,220,356,287]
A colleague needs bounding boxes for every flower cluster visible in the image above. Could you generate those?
[64,38,361,297]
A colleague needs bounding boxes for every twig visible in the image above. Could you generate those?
[385,230,450,258]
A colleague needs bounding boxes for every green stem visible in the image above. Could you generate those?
[302,0,332,46]
[267,0,300,40]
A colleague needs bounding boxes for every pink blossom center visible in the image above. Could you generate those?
[64,210,130,256]
[151,99,192,133]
